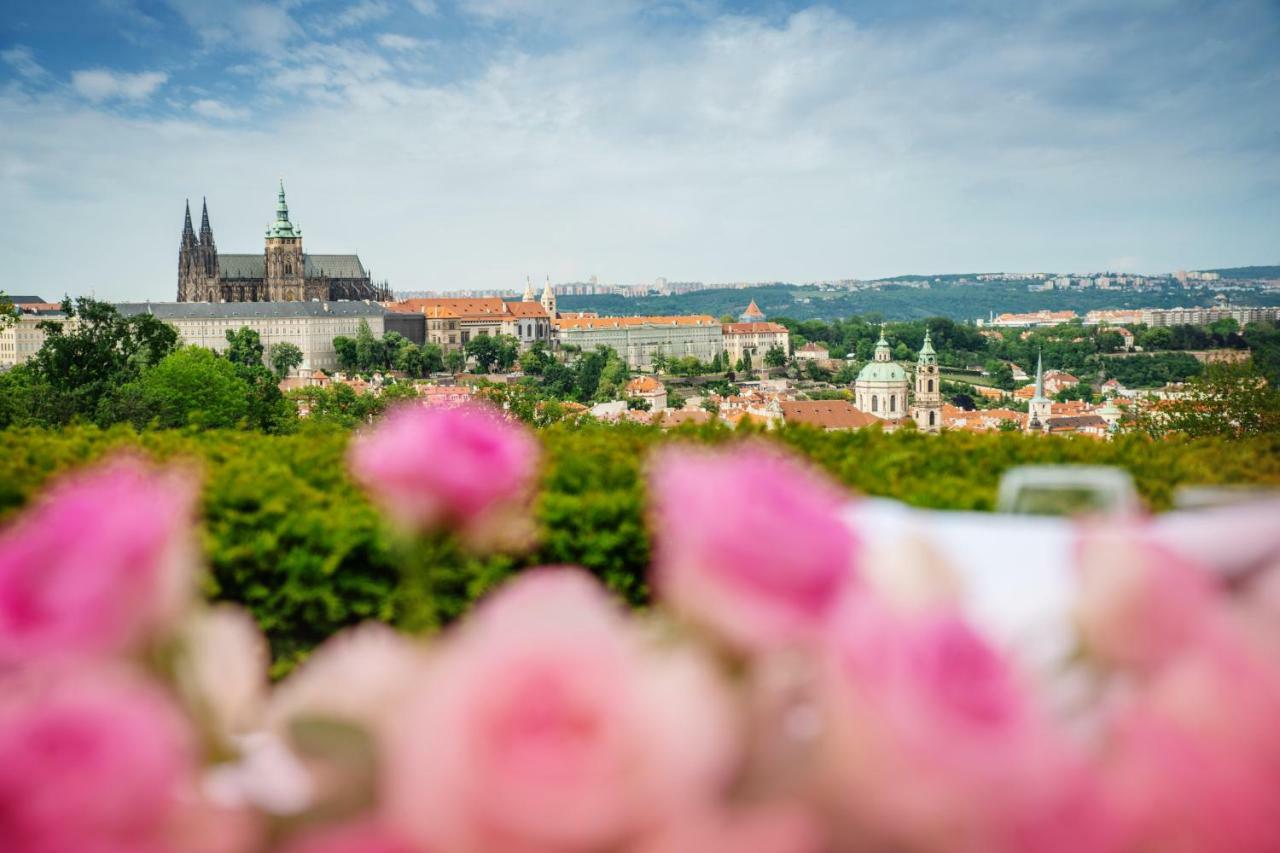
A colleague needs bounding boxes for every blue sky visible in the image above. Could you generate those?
[2,0,1278,300]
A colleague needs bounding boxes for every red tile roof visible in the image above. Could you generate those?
[780,400,880,430]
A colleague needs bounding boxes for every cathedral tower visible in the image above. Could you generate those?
[177,200,200,301]
[265,180,305,301]
[912,327,942,433]
[523,275,536,302]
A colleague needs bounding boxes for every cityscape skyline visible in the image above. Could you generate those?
[3,0,1279,301]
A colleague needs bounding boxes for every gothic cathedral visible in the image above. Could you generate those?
[177,182,390,303]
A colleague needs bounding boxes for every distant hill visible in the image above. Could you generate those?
[1204,266,1280,280]
[558,280,1277,323]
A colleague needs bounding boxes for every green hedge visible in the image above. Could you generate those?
[2,423,1278,673]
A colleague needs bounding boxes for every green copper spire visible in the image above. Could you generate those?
[873,323,892,362]
[266,179,300,239]
[918,327,936,364]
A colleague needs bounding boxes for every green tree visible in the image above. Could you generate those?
[392,340,424,377]
[26,298,179,425]
[127,346,250,428]
[354,320,385,372]
[985,360,1016,391]
[333,336,358,372]
[493,335,521,373]
[445,349,466,374]
[764,346,788,368]
[520,341,553,376]
[1137,362,1280,438]
[225,327,265,368]
[464,334,500,372]
[268,342,304,379]
[420,342,446,374]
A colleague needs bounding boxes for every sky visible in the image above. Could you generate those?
[1,0,1278,301]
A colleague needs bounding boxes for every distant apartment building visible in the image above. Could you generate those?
[1140,305,1280,327]
[1084,309,1144,325]
[986,310,1078,328]
[114,301,388,371]
[0,296,69,369]
[554,315,723,369]
[722,321,790,368]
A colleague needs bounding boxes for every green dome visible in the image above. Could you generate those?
[856,361,908,383]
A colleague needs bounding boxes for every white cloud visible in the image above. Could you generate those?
[2,46,47,81]
[314,0,393,36]
[192,98,250,121]
[377,33,423,51]
[161,1,300,53]
[409,0,437,15]
[70,69,167,101]
[2,3,1277,300]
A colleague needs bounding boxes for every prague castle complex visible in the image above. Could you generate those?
[177,182,390,303]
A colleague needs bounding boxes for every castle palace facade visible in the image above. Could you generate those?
[177,182,390,303]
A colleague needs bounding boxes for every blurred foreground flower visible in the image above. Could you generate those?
[0,667,196,853]
[649,443,859,652]
[0,455,198,667]
[348,402,540,551]
[383,567,736,852]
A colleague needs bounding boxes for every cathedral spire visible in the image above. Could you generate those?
[523,275,536,302]
[199,197,214,246]
[182,199,196,244]
[266,178,300,239]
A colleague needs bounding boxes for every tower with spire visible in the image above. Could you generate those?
[1026,351,1052,433]
[911,327,942,433]
[264,180,307,301]
[522,275,536,302]
[178,199,222,301]
[540,275,557,317]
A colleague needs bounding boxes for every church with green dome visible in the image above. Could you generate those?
[852,326,942,431]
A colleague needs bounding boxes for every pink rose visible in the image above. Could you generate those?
[0,455,198,667]
[1074,522,1220,672]
[277,820,417,853]
[0,668,196,853]
[819,596,1116,852]
[348,402,540,548]
[1104,643,1280,852]
[383,568,736,852]
[632,803,824,853]
[648,444,858,652]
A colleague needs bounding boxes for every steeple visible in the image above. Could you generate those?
[1032,350,1046,401]
[266,178,300,239]
[199,197,214,247]
[873,323,892,362]
[1026,349,1052,434]
[540,275,557,316]
[917,327,936,364]
[181,199,196,246]
[523,275,536,302]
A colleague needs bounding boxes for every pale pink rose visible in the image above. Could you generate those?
[383,567,737,853]
[1074,522,1220,672]
[347,402,540,548]
[648,443,858,652]
[1104,644,1280,852]
[277,820,417,853]
[175,605,270,741]
[267,621,421,737]
[0,455,199,666]
[818,596,1117,852]
[0,668,196,853]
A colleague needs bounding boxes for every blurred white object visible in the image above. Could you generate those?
[996,466,1140,516]
[844,493,1280,678]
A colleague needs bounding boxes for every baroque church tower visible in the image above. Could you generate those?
[265,181,307,301]
[911,328,942,432]
[540,275,557,316]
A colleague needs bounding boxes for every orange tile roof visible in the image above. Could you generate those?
[505,302,549,318]
[555,315,719,330]
[722,322,789,334]
[660,410,713,428]
[392,298,510,319]
[742,300,765,318]
[780,400,880,430]
[626,376,665,393]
